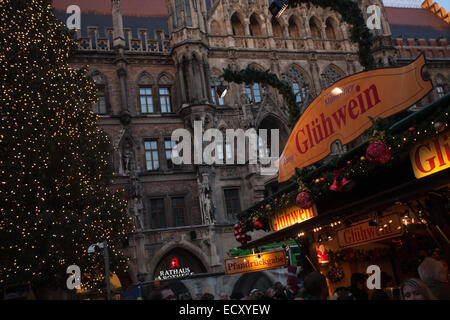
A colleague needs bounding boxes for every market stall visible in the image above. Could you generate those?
[232,73,450,298]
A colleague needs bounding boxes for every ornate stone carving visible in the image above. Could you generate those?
[197,172,215,225]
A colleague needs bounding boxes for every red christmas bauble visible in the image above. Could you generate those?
[234,231,239,236]
[234,224,239,230]
[253,220,263,230]
[366,141,391,165]
[235,235,242,241]
[296,192,314,209]
[245,235,252,242]
[237,228,242,234]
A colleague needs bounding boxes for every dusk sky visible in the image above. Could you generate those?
[52,0,168,16]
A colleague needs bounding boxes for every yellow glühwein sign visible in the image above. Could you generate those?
[269,205,317,232]
[278,54,433,182]
[410,130,450,179]
[224,250,287,275]
[337,214,403,249]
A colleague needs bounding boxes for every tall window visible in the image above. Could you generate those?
[172,197,186,227]
[165,139,178,168]
[217,141,232,162]
[159,88,172,112]
[175,0,182,28]
[140,87,154,113]
[144,140,159,170]
[436,76,447,98]
[283,68,309,104]
[246,83,264,103]
[224,189,240,219]
[322,67,343,89]
[258,135,271,159]
[185,0,192,26]
[96,86,107,114]
[146,198,165,229]
[210,80,225,105]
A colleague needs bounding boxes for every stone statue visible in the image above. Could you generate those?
[197,173,215,225]
[131,197,144,231]
[122,140,135,173]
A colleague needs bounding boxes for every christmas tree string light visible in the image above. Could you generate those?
[0,0,133,294]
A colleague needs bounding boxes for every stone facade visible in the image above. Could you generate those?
[62,0,448,297]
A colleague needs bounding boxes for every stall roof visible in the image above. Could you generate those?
[239,93,450,250]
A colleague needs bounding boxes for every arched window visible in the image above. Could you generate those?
[231,13,244,36]
[288,16,301,38]
[272,18,282,37]
[158,73,174,113]
[322,65,345,89]
[210,20,221,35]
[210,78,225,106]
[249,14,262,36]
[91,71,110,115]
[246,82,265,103]
[282,67,310,104]
[137,72,155,114]
[325,18,336,40]
[309,17,321,39]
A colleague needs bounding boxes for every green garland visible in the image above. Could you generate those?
[235,95,450,234]
[221,67,299,125]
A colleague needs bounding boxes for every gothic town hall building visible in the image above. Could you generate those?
[53,0,449,297]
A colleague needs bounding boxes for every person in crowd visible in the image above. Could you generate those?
[219,292,228,300]
[370,271,392,300]
[417,257,450,300]
[348,273,369,300]
[265,287,276,299]
[181,293,192,300]
[229,292,243,300]
[149,285,177,300]
[329,287,355,300]
[194,293,203,300]
[401,278,437,300]
[296,272,329,300]
[200,292,215,300]
[249,289,269,300]
[371,289,390,300]
[273,286,289,300]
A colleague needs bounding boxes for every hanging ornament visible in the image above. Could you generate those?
[330,169,344,192]
[253,220,263,230]
[340,177,356,192]
[234,231,239,236]
[296,191,314,209]
[409,127,416,135]
[274,198,279,204]
[266,204,272,211]
[234,224,239,230]
[296,178,314,208]
[366,141,391,165]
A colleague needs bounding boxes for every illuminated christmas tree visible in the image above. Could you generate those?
[0,0,133,296]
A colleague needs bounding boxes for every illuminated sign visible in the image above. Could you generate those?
[224,250,288,275]
[157,256,193,280]
[410,131,450,179]
[278,55,432,182]
[269,206,317,231]
[337,214,403,248]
